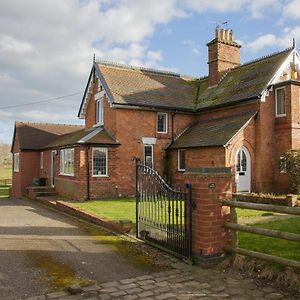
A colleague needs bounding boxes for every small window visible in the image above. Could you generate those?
[40,152,44,169]
[93,148,108,176]
[95,91,104,125]
[60,148,74,176]
[178,149,185,171]
[13,153,19,172]
[276,87,286,117]
[157,112,168,133]
[144,145,153,168]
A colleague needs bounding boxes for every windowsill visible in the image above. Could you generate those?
[157,131,168,134]
[13,171,19,173]
[93,123,103,128]
[92,175,109,178]
[178,169,185,172]
[275,114,286,118]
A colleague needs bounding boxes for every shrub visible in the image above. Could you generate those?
[279,150,300,193]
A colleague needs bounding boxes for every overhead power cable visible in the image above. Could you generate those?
[0,91,84,110]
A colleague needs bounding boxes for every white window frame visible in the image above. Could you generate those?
[13,153,19,172]
[144,144,154,168]
[40,152,44,169]
[60,148,74,176]
[92,147,108,177]
[178,149,185,171]
[95,91,104,125]
[157,112,168,134]
[275,87,286,117]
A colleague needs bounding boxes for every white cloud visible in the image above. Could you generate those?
[283,0,300,19]
[246,26,300,52]
[0,0,298,144]
[183,0,246,13]
[248,34,277,51]
[182,0,282,18]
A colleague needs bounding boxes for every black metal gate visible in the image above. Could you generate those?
[134,158,193,262]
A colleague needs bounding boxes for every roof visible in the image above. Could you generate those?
[43,126,119,149]
[168,111,257,149]
[195,48,294,111]
[97,62,199,110]
[78,47,294,116]
[14,122,84,150]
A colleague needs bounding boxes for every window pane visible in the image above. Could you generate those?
[178,150,185,170]
[60,149,74,175]
[157,113,167,133]
[93,148,107,176]
[241,150,247,171]
[276,89,285,115]
[144,145,153,168]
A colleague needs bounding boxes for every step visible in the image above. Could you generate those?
[26,186,56,193]
[35,191,58,197]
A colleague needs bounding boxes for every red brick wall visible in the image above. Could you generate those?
[113,108,195,196]
[54,145,119,200]
[208,41,240,86]
[11,134,40,198]
[85,78,117,134]
[184,169,233,262]
[169,147,226,187]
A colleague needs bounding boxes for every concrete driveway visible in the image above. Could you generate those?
[0,198,160,300]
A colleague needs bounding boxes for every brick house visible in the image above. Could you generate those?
[11,28,300,199]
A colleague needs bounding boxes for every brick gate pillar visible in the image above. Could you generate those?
[184,167,234,266]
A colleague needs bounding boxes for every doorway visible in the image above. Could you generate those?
[236,146,251,193]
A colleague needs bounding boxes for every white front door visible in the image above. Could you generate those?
[236,146,251,193]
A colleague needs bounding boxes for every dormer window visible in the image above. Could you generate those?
[157,112,168,133]
[95,91,104,125]
[275,87,286,117]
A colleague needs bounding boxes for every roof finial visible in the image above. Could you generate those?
[293,38,296,49]
[93,53,96,63]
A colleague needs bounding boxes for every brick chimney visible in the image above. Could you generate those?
[207,27,242,86]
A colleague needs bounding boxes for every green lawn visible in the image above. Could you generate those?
[72,198,186,228]
[236,208,276,218]
[238,217,300,262]
[0,186,9,198]
[73,198,136,224]
[72,198,300,263]
[0,165,12,179]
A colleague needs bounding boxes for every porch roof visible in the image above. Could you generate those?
[168,111,257,149]
[14,122,84,151]
[42,126,119,149]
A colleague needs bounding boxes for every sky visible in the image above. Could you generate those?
[1,0,300,145]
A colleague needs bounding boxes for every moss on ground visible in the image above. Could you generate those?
[27,252,94,291]
[79,221,169,272]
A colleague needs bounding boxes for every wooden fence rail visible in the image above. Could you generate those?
[222,199,300,269]
[0,179,12,186]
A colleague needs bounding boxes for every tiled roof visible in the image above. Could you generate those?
[91,48,293,112]
[168,111,257,149]
[15,122,84,150]
[42,126,119,149]
[97,62,199,111]
[195,48,293,111]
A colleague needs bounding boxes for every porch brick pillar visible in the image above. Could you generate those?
[184,167,234,266]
